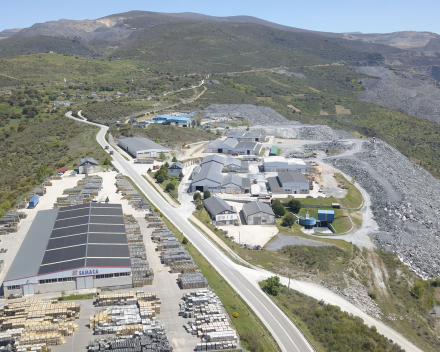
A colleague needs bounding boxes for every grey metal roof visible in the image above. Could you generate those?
[78,157,98,166]
[242,201,275,217]
[5,203,130,282]
[119,137,168,152]
[201,154,227,165]
[221,174,250,188]
[192,162,223,184]
[203,197,235,217]
[278,171,309,184]
[205,138,238,150]
[5,209,58,282]
[267,177,284,193]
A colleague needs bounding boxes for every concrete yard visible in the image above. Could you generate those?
[219,201,278,247]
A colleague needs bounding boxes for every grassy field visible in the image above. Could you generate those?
[0,113,107,216]
[260,281,405,352]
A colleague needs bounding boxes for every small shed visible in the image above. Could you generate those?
[269,145,278,156]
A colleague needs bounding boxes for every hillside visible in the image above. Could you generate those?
[0,36,94,58]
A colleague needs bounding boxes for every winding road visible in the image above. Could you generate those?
[66,112,423,352]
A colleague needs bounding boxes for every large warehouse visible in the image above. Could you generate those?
[118,137,169,159]
[3,203,132,296]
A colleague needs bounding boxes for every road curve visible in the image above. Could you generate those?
[67,112,423,352]
[66,112,314,352]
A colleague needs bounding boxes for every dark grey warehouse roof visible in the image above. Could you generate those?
[5,209,59,282]
[278,171,308,184]
[5,203,130,282]
[119,137,168,152]
[242,201,274,217]
[203,196,236,217]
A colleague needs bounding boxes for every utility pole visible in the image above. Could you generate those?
[239,231,241,245]
[288,274,291,290]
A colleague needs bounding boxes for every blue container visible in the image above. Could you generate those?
[318,210,335,222]
[29,195,39,208]
[299,216,316,227]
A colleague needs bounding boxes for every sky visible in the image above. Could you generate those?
[0,0,439,34]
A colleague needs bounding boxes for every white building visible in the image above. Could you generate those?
[262,156,306,173]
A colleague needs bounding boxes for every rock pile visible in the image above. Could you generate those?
[329,140,440,278]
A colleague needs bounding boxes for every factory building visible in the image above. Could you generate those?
[3,203,132,296]
[204,138,262,155]
[267,171,310,194]
[242,201,275,225]
[225,132,266,142]
[262,156,307,173]
[118,137,169,159]
[203,197,238,226]
[200,155,249,173]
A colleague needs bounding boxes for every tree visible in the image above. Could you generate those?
[158,151,166,162]
[165,182,175,192]
[263,276,281,296]
[193,192,202,201]
[172,156,177,162]
[179,172,184,180]
[271,199,285,217]
[203,190,211,199]
[156,173,165,183]
[282,213,295,227]
[411,281,425,299]
[288,199,302,214]
[182,236,189,245]
[164,161,169,168]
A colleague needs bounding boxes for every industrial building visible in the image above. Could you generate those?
[78,157,100,174]
[203,197,238,226]
[3,203,132,296]
[150,112,195,127]
[118,137,169,159]
[225,132,266,142]
[200,155,249,173]
[262,156,307,173]
[242,201,275,225]
[167,161,184,177]
[204,138,262,155]
[189,156,250,193]
[267,171,310,194]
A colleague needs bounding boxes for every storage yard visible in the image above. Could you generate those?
[0,167,237,351]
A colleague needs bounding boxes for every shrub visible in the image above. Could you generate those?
[232,312,239,318]
[182,236,189,245]
[165,182,176,192]
[288,199,301,213]
[282,213,295,227]
[203,190,211,199]
[156,173,165,183]
[411,281,425,299]
[193,192,202,201]
[271,199,285,217]
[263,276,281,296]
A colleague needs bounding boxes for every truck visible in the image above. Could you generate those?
[28,195,39,208]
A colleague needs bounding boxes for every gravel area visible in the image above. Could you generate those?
[265,234,332,250]
[328,140,440,278]
[250,125,352,141]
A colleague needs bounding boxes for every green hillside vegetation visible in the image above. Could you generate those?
[81,101,148,124]
[116,22,383,74]
[260,281,404,352]
[112,124,216,146]
[0,36,94,58]
[0,114,107,216]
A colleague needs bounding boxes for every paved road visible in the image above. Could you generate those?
[65,112,314,352]
[66,113,423,352]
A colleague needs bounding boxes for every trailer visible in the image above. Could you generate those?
[28,195,39,208]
